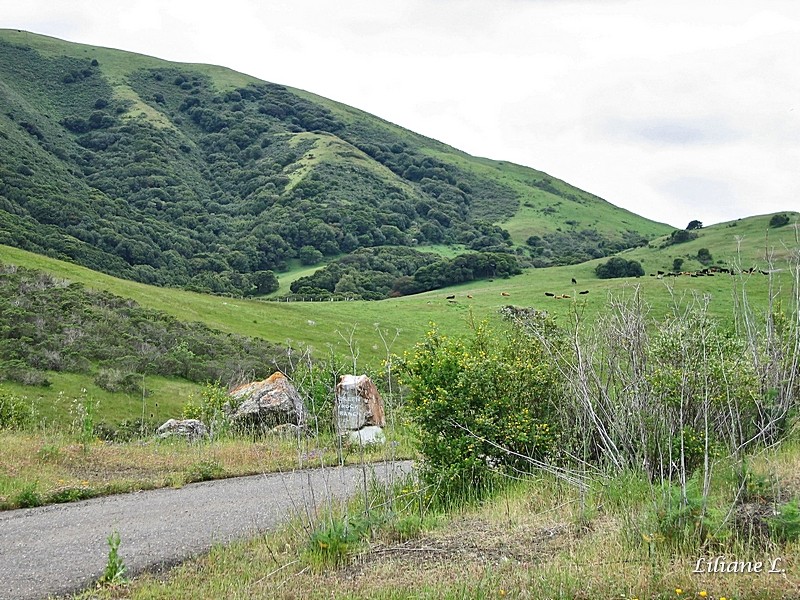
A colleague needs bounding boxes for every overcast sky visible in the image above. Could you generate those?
[3,1,799,228]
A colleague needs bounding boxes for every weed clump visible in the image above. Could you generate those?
[97,530,127,587]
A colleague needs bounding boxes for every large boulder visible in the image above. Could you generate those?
[228,372,305,432]
[156,418,208,441]
[334,374,386,432]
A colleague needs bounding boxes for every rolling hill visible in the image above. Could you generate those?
[0,29,671,299]
[0,211,797,424]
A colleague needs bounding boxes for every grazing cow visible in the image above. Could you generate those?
[544,292,555,297]
[579,290,589,295]
[501,292,510,297]
[446,294,455,299]
[466,294,473,299]
[657,270,665,275]
[571,278,577,284]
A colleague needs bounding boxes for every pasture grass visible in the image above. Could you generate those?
[2,217,798,371]
[0,373,199,426]
[75,433,800,600]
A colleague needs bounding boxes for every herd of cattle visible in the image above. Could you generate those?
[649,266,772,278]
[442,265,776,303]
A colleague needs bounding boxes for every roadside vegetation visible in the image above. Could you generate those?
[2,28,799,600]
[0,343,415,510]
[64,239,800,599]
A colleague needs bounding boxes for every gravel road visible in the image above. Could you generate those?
[0,461,412,600]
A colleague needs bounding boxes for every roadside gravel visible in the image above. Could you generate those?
[0,461,412,600]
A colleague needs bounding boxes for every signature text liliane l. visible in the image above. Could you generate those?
[693,556,786,574]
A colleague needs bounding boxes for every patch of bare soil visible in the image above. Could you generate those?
[340,513,580,583]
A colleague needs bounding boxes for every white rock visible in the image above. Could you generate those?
[345,425,386,446]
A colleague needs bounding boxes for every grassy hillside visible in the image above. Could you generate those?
[1,212,796,364]
[0,29,670,300]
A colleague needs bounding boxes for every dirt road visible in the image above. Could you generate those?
[0,461,412,600]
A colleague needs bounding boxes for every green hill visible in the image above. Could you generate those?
[2,211,796,357]
[0,29,670,298]
[1,210,796,425]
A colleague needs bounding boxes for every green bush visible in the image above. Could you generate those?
[638,476,727,550]
[769,499,800,542]
[664,229,699,246]
[769,213,790,228]
[0,388,36,430]
[181,382,234,435]
[645,313,760,460]
[290,362,338,434]
[697,248,713,265]
[94,368,141,394]
[399,321,561,506]
[594,256,644,279]
[48,486,93,504]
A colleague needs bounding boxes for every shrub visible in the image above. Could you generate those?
[595,256,644,279]
[769,213,790,228]
[94,368,141,393]
[664,229,698,246]
[93,418,159,442]
[649,476,726,549]
[0,388,36,430]
[399,320,561,506]
[181,382,234,436]
[290,362,338,434]
[48,486,93,504]
[697,248,713,265]
[298,245,324,266]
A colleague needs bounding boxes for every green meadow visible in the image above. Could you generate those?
[2,213,797,368]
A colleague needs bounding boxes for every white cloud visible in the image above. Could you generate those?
[2,0,799,227]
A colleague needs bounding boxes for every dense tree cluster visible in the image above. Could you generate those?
[663,229,699,246]
[0,38,667,298]
[0,263,286,388]
[594,257,644,279]
[696,248,713,265]
[290,247,521,299]
[770,213,790,228]
[0,40,528,296]
[526,229,649,267]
